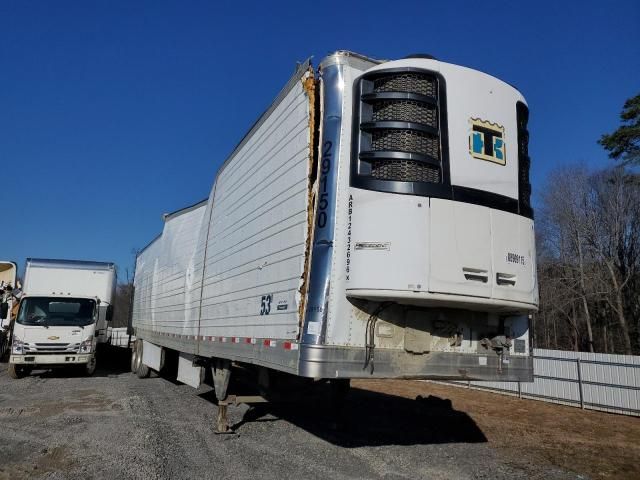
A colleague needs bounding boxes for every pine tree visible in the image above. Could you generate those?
[599,93,640,166]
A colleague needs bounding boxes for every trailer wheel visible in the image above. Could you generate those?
[130,341,139,373]
[7,362,28,379]
[134,340,150,379]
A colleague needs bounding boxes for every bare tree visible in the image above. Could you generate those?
[539,166,596,351]
[536,165,640,355]
[583,168,640,354]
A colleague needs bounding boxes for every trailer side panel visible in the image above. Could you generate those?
[197,71,314,341]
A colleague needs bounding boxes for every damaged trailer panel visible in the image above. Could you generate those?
[132,51,537,387]
[133,62,318,373]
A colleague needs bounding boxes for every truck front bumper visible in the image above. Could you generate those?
[10,353,93,365]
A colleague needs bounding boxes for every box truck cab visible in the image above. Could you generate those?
[8,259,116,379]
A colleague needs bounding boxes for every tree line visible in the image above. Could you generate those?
[535,93,640,354]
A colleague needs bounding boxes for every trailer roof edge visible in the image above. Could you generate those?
[163,198,208,222]
[26,258,116,271]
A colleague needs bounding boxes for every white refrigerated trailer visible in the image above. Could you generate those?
[131,51,537,430]
[9,258,117,378]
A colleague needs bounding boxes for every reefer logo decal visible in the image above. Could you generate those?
[469,118,506,165]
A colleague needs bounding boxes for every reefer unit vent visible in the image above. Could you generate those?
[352,69,448,193]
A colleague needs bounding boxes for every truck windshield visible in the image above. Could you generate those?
[16,297,96,327]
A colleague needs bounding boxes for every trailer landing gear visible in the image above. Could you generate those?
[212,359,232,434]
[210,363,351,434]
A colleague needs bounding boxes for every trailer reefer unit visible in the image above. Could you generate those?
[9,258,117,378]
[131,51,537,422]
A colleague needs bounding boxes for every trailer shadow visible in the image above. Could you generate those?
[203,385,488,447]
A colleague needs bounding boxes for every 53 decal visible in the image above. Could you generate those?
[259,294,272,315]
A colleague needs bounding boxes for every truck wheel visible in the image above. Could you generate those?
[8,362,28,379]
[0,334,7,360]
[134,340,150,379]
[84,357,97,376]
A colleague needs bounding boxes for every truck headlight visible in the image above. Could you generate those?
[80,339,93,354]
[12,338,24,355]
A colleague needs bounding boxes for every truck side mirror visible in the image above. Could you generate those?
[0,302,8,320]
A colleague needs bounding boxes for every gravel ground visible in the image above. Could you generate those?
[0,348,604,480]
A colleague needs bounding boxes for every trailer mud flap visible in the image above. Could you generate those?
[141,340,164,371]
[177,353,204,389]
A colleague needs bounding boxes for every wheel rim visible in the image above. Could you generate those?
[131,344,138,372]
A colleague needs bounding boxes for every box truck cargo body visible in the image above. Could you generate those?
[131,51,537,399]
[9,258,117,378]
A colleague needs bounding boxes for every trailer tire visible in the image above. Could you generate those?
[136,362,150,379]
[134,340,150,379]
[8,362,28,379]
[130,341,139,373]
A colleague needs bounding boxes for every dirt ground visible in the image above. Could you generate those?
[0,349,638,479]
[355,379,640,480]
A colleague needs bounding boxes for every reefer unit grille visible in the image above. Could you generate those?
[352,68,448,194]
[371,129,439,157]
[371,100,437,127]
[373,72,437,97]
[370,158,440,183]
[516,102,532,217]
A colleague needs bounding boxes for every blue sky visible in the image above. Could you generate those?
[1,1,638,279]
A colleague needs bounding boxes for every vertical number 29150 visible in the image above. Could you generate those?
[316,141,332,228]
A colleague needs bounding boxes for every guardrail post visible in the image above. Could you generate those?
[467,380,471,389]
[517,381,522,399]
[576,358,584,409]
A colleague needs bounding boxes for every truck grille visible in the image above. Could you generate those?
[24,342,80,353]
[352,67,446,191]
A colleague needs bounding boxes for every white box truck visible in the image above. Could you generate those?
[9,258,117,378]
[130,51,538,430]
